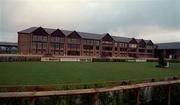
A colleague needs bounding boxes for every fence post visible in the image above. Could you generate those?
[168,85,171,105]
[92,93,97,105]
[29,97,35,105]
[135,88,140,105]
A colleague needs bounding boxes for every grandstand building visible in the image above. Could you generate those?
[155,42,180,59]
[18,27,156,58]
[0,42,17,54]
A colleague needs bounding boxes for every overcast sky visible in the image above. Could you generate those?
[0,0,180,43]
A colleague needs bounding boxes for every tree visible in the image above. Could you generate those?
[156,52,167,68]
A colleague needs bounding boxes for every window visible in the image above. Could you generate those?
[60,44,64,48]
[124,43,128,47]
[32,42,37,48]
[42,43,47,48]
[120,43,127,47]
[33,36,38,41]
[83,45,93,50]
[102,46,112,51]
[96,46,99,50]
[119,43,124,47]
[42,36,47,41]
[95,41,100,45]
[52,43,59,49]
[129,49,136,52]
[120,48,127,51]
[33,35,47,41]
[102,41,112,44]
[68,44,80,49]
[60,38,64,43]
[147,50,152,53]
[139,44,145,48]
[37,43,42,48]
[51,37,59,42]
[146,46,153,49]
[83,39,93,45]
[120,43,123,47]
[139,49,145,52]
[68,38,80,44]
[114,43,118,47]
[51,37,64,43]
[129,44,137,48]
[38,36,42,41]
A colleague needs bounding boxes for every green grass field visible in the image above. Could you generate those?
[0,62,179,85]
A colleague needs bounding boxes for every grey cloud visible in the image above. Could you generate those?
[90,0,179,31]
[0,0,180,42]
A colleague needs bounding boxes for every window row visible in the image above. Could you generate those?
[83,39,93,45]
[33,36,48,41]
[67,38,80,44]
[83,45,93,50]
[32,42,153,50]
[83,51,93,56]
[68,44,80,49]
[82,40,100,45]
[102,41,113,44]
[146,46,153,49]
[51,43,64,49]
[139,44,146,48]
[51,37,64,43]
[32,42,47,49]
[51,50,64,55]
[119,43,128,47]
[102,46,112,51]
[32,37,153,48]
[129,44,137,48]
[32,49,46,54]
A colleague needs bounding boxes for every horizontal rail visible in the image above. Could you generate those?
[0,80,179,98]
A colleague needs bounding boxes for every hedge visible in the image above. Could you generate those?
[0,56,41,62]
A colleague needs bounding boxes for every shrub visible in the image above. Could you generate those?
[92,58,126,62]
[0,56,41,62]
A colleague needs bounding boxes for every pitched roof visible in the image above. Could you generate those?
[112,36,132,43]
[18,27,37,34]
[18,27,104,39]
[144,40,153,44]
[43,28,56,34]
[136,39,143,43]
[0,42,17,46]
[18,27,154,43]
[156,42,180,49]
[61,30,73,36]
[78,32,104,40]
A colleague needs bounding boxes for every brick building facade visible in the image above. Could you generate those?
[18,27,155,58]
